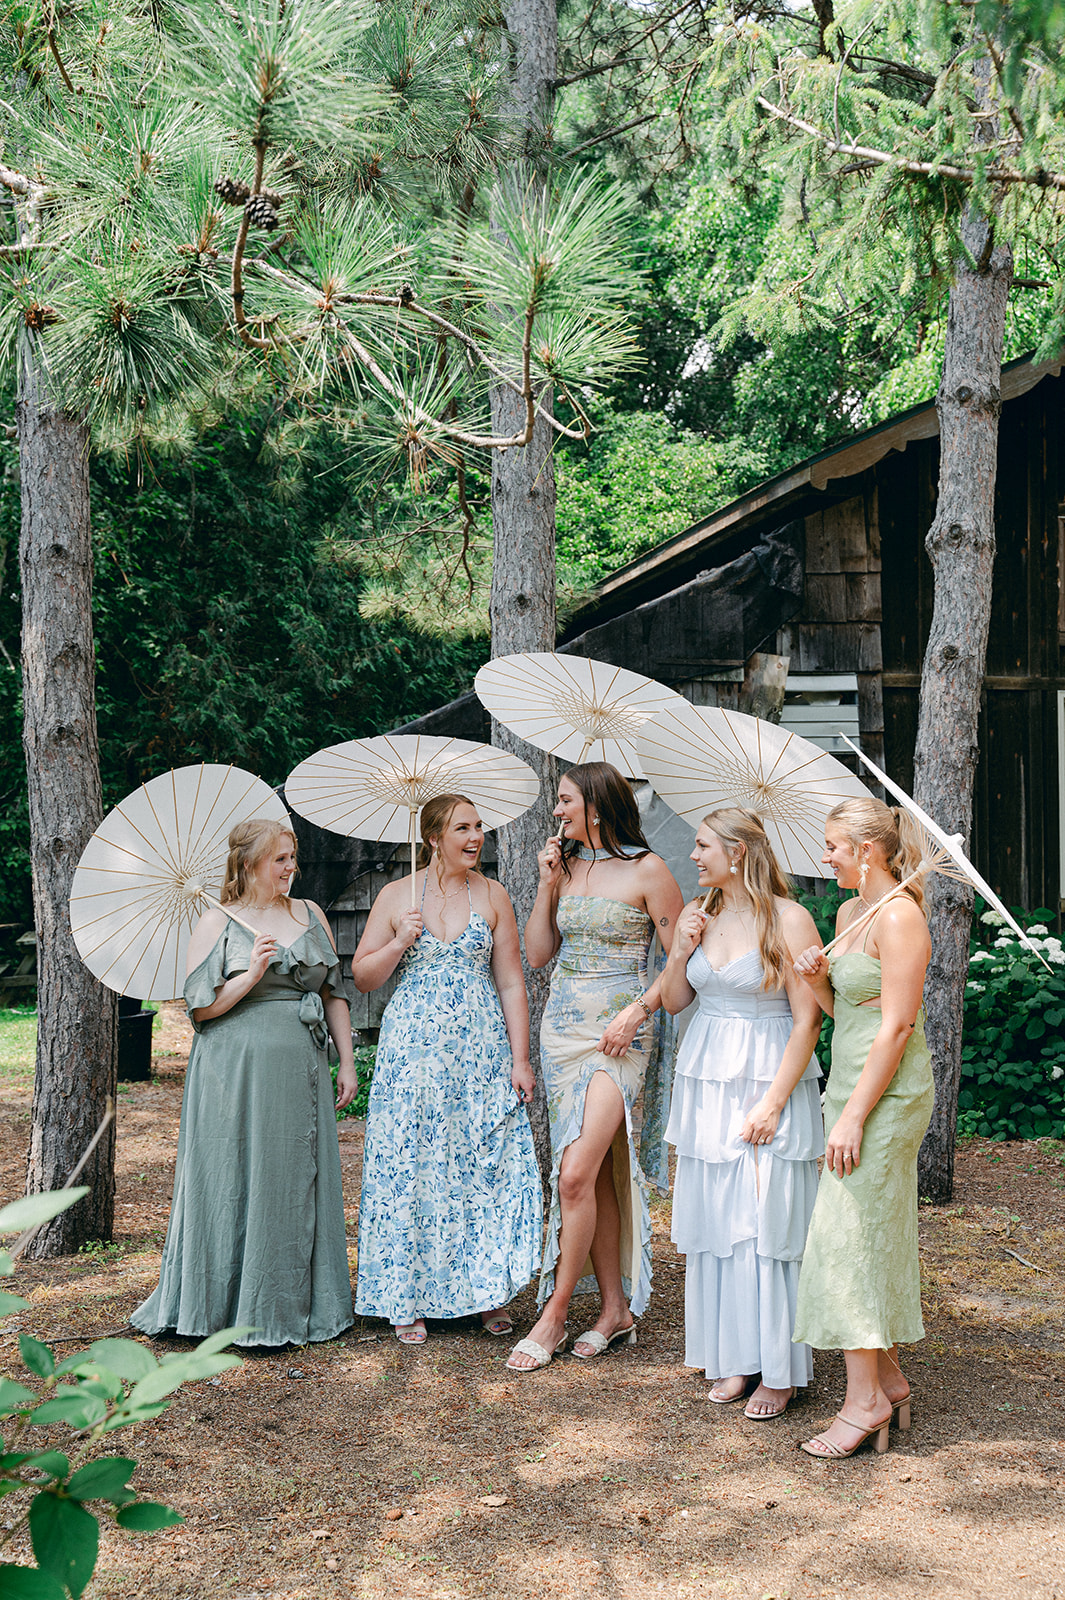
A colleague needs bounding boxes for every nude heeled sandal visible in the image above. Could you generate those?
[800,1412,891,1459]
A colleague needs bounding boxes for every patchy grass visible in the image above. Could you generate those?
[1,1017,1064,1598]
[0,1006,36,1086]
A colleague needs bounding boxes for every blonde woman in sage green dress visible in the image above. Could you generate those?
[132,819,357,1348]
[792,797,933,1459]
[507,763,683,1374]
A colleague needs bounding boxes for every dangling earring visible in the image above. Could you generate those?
[858,858,869,898]
[592,814,600,826]
[729,858,739,875]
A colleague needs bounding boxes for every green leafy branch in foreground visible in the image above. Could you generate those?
[0,1190,243,1599]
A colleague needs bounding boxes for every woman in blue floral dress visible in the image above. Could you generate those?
[351,794,542,1344]
[507,764,684,1373]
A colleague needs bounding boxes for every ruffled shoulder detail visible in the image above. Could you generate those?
[183,922,232,1031]
[275,912,342,994]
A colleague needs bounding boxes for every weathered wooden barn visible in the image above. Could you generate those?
[292,350,1065,1027]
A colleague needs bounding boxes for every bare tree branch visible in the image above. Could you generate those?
[755,95,1065,191]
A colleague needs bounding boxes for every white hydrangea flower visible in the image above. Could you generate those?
[993,936,1016,949]
[980,909,1006,927]
[1047,949,1065,966]
[969,951,995,963]
[1052,1066,1064,1081]
[1027,924,1050,937]
[966,981,985,994]
[1043,937,1063,951]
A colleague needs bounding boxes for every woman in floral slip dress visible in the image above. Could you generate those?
[507,763,684,1373]
[351,793,542,1345]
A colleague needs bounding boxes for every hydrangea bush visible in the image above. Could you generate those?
[959,905,1065,1140]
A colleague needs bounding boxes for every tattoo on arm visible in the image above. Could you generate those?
[659,916,670,928]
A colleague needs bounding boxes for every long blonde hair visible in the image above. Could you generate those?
[826,797,927,914]
[220,818,297,906]
[700,807,791,990]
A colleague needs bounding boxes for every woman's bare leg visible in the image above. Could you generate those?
[571,1143,634,1354]
[877,1344,910,1406]
[801,1348,892,1455]
[508,1072,625,1371]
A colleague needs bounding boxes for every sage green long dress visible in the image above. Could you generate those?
[793,951,934,1351]
[131,914,354,1348]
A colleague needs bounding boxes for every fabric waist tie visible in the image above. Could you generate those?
[238,991,328,1048]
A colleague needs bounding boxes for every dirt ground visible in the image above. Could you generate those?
[2,1004,1064,1600]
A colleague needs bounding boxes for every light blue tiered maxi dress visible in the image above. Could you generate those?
[667,946,823,1389]
[354,907,542,1324]
[132,915,354,1348]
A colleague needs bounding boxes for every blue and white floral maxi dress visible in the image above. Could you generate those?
[355,906,543,1323]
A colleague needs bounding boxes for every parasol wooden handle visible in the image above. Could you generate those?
[818,870,923,958]
[183,883,266,941]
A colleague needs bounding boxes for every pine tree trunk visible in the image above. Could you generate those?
[489,0,558,1178]
[913,210,1012,1204]
[17,347,117,1254]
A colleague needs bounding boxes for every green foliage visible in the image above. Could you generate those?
[0,1190,242,1598]
[958,907,1065,1141]
[794,883,844,1074]
[555,405,772,587]
[694,2,1065,365]
[332,1046,375,1121]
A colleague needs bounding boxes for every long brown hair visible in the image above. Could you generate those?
[700,807,791,991]
[559,762,651,878]
[827,797,928,914]
[220,818,297,906]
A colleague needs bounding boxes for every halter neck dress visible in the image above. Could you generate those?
[667,945,823,1388]
[793,947,934,1350]
[131,910,353,1348]
[355,878,542,1324]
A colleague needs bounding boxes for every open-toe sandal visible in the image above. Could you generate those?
[394,1320,427,1345]
[572,1323,637,1361]
[744,1386,795,1420]
[481,1313,514,1338]
[506,1333,567,1372]
[800,1411,891,1459]
[706,1375,757,1405]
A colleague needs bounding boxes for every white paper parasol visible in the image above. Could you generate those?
[634,699,870,880]
[284,734,540,905]
[828,734,1051,968]
[70,764,291,1001]
[474,652,684,781]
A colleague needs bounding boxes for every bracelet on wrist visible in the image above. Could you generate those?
[638,997,655,1018]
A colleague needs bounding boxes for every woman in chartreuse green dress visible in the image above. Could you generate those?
[792,796,934,1460]
[132,819,357,1348]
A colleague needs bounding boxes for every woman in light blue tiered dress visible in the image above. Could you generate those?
[351,794,542,1344]
[661,807,823,1421]
[506,763,683,1374]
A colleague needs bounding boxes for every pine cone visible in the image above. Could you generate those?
[259,188,283,211]
[213,174,251,206]
[244,193,280,232]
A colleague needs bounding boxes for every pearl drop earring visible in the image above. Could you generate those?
[729,860,739,875]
